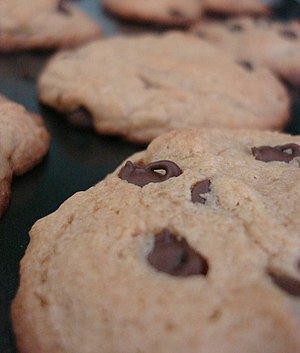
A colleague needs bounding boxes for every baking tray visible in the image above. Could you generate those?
[0,1,299,351]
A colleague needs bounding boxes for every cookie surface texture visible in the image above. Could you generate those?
[0,96,50,216]
[12,129,300,353]
[192,17,300,86]
[102,0,203,26]
[38,32,289,143]
[0,0,101,51]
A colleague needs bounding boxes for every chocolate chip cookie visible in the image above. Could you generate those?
[0,96,50,217]
[0,0,101,52]
[38,32,289,144]
[102,0,204,26]
[102,0,269,26]
[192,17,300,86]
[12,128,300,353]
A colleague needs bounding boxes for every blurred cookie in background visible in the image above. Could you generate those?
[191,17,300,86]
[0,0,101,52]
[102,0,204,26]
[0,96,50,217]
[101,0,277,27]
[38,32,289,144]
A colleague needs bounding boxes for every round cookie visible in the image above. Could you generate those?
[38,32,289,144]
[101,0,270,26]
[191,17,300,86]
[0,96,50,216]
[0,0,101,52]
[102,0,203,26]
[12,128,300,353]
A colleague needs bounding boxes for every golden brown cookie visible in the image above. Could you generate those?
[0,0,101,51]
[102,0,204,26]
[12,128,300,353]
[101,0,270,26]
[38,32,289,144]
[0,96,50,216]
[192,17,300,86]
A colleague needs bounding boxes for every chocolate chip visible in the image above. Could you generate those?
[118,160,182,187]
[65,107,93,129]
[268,272,300,297]
[57,0,71,15]
[195,31,207,39]
[279,29,298,40]
[148,229,209,277]
[138,75,160,90]
[228,24,244,32]
[191,180,211,204]
[237,61,254,72]
[252,143,300,163]
[168,9,185,18]
[139,77,153,89]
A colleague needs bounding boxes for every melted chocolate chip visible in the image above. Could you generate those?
[279,29,298,40]
[191,180,211,204]
[276,143,300,156]
[238,61,254,72]
[66,107,93,129]
[118,160,182,187]
[57,0,71,15]
[228,24,244,32]
[252,143,300,163]
[148,229,209,277]
[269,272,300,297]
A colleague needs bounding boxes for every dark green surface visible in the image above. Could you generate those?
[0,0,299,351]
